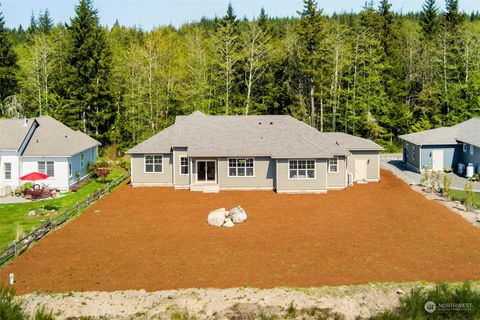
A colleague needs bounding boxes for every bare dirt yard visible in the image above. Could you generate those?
[2,170,480,294]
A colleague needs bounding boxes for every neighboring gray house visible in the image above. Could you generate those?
[399,118,480,173]
[126,111,383,193]
[0,116,100,194]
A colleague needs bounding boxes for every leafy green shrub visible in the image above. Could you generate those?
[33,306,54,320]
[285,301,297,318]
[0,285,24,320]
[259,311,279,320]
[0,285,54,320]
[170,308,197,320]
[21,183,33,191]
[464,182,475,211]
[116,159,130,171]
[444,167,453,173]
[442,174,451,200]
[370,282,480,320]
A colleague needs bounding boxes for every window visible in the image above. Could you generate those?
[180,157,189,175]
[69,164,72,178]
[4,163,11,180]
[328,157,339,173]
[470,145,474,155]
[80,153,85,168]
[463,144,467,152]
[228,158,254,177]
[38,161,54,177]
[145,155,162,173]
[405,143,409,159]
[289,160,315,179]
[412,147,416,161]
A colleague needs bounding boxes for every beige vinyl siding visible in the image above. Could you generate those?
[217,157,275,189]
[327,156,347,189]
[131,153,173,186]
[347,151,380,181]
[276,159,327,193]
[173,148,189,187]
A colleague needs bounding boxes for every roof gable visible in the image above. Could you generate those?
[0,118,35,151]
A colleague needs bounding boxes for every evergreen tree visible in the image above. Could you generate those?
[64,0,114,141]
[26,11,37,35]
[212,3,241,114]
[258,7,268,32]
[0,5,19,105]
[444,0,464,30]
[296,0,329,130]
[420,0,439,39]
[38,9,54,34]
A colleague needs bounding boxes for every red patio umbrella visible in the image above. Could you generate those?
[20,172,49,189]
[20,172,49,182]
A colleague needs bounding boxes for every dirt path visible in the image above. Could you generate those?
[2,170,480,294]
[19,283,434,320]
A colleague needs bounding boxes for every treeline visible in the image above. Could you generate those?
[0,0,480,151]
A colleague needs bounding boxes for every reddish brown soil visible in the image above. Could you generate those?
[2,170,480,294]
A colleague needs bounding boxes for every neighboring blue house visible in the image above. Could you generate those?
[0,116,100,195]
[399,118,480,174]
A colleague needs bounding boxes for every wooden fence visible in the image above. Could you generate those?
[0,174,128,265]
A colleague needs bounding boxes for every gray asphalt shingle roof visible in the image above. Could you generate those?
[399,118,480,147]
[0,118,35,150]
[0,116,100,156]
[127,111,383,158]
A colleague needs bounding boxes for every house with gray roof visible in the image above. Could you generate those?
[399,118,480,173]
[0,116,100,194]
[126,111,383,193]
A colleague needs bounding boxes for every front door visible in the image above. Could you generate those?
[355,159,368,181]
[432,149,444,171]
[197,160,216,183]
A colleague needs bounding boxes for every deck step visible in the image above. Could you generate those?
[190,185,220,193]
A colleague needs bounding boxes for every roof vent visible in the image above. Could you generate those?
[22,117,28,127]
[336,141,340,145]
[270,122,273,125]
[258,122,262,125]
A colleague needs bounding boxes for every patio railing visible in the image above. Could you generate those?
[0,174,129,265]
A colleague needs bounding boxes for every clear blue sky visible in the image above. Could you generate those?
[2,0,479,30]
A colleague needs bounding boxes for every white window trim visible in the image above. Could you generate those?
[3,162,12,181]
[227,158,255,178]
[470,145,474,155]
[288,159,316,180]
[328,157,340,173]
[195,159,217,184]
[179,156,189,176]
[144,154,163,173]
[38,161,55,178]
[463,143,467,153]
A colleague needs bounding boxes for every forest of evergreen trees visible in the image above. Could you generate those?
[0,0,479,151]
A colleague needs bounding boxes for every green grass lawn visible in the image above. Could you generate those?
[450,189,480,208]
[0,169,126,250]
